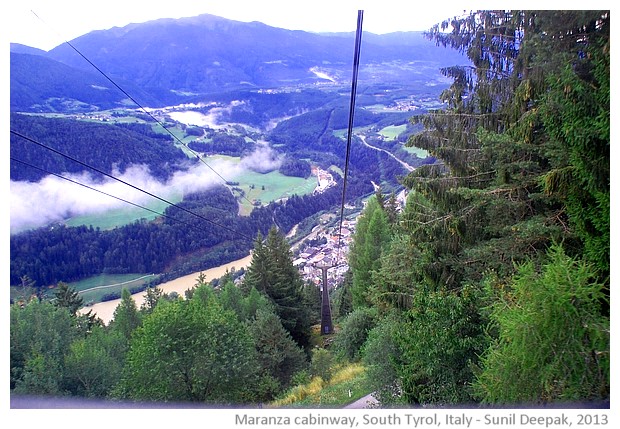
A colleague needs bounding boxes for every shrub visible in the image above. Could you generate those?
[333,307,376,361]
[474,244,610,404]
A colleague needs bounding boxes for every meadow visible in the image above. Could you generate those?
[235,169,317,215]
[378,124,407,139]
[68,273,158,305]
[64,193,183,230]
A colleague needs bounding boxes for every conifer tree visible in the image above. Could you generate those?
[243,227,311,349]
[111,288,141,341]
[53,281,83,316]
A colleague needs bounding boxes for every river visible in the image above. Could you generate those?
[79,253,253,325]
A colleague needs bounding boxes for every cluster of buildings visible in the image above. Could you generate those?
[293,218,357,291]
[311,167,337,195]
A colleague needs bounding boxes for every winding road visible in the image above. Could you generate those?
[358,134,415,172]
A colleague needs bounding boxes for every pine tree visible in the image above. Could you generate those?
[53,281,83,316]
[243,227,311,349]
[111,289,141,341]
[249,308,307,394]
[349,197,391,308]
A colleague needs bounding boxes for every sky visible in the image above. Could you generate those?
[3,0,478,51]
[5,1,612,51]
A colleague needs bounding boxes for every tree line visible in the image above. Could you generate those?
[10,171,370,291]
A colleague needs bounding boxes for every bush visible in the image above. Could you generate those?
[310,349,335,382]
[474,245,610,404]
[333,308,376,361]
[396,284,487,405]
[362,311,406,405]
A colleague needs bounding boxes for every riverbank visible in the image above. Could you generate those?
[79,253,252,325]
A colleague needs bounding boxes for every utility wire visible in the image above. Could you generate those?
[10,130,253,241]
[336,10,364,264]
[10,156,209,234]
[30,9,255,207]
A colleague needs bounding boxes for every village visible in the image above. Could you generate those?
[292,216,356,292]
[291,168,408,294]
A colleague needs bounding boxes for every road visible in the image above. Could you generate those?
[358,135,415,172]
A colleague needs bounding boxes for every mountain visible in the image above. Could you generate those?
[10,53,160,112]
[9,43,47,56]
[11,13,467,111]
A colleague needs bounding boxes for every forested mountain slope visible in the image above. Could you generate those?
[341,10,610,406]
[10,113,187,182]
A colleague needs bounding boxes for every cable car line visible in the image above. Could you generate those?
[29,9,255,207]
[21,10,367,267]
[336,10,364,265]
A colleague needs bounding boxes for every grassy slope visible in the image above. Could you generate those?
[270,363,371,408]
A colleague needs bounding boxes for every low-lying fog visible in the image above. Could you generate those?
[10,146,282,234]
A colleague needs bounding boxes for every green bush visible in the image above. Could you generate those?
[362,311,406,405]
[474,244,610,404]
[333,307,377,361]
[310,349,336,382]
[396,284,487,405]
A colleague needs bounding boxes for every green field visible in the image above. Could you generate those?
[65,192,183,230]
[68,273,158,306]
[378,124,407,139]
[328,165,344,177]
[236,169,317,215]
[403,145,429,158]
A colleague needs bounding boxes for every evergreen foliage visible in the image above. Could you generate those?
[52,281,84,316]
[336,10,609,407]
[348,197,391,308]
[243,227,312,349]
[110,288,142,342]
[474,245,610,403]
[249,309,308,396]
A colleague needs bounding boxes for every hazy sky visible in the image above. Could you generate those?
[3,0,478,51]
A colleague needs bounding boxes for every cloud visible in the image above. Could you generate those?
[166,100,246,129]
[11,160,233,233]
[10,145,285,233]
[239,144,283,173]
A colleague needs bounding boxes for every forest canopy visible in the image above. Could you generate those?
[348,9,609,405]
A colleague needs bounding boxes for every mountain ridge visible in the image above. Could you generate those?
[10,13,466,111]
